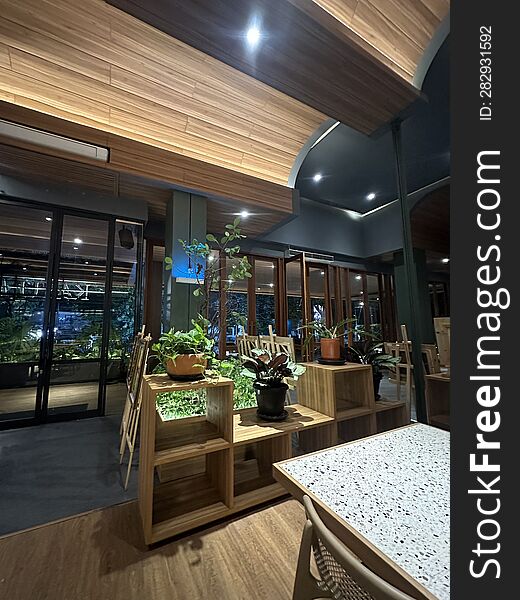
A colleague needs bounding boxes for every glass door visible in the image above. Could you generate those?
[0,201,54,426]
[42,213,112,419]
[284,254,307,361]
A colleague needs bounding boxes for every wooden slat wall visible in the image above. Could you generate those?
[0,142,289,238]
[304,0,450,81]
[0,0,327,187]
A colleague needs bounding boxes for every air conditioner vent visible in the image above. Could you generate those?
[287,249,334,263]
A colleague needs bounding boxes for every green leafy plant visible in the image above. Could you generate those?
[347,335,401,376]
[164,218,252,332]
[241,348,306,387]
[152,321,215,365]
[0,317,40,363]
[155,356,256,420]
[299,318,354,341]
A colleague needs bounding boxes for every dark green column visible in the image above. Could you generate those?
[392,121,427,422]
[163,191,207,332]
[393,249,435,344]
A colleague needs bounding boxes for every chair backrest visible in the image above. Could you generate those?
[126,325,146,389]
[237,333,261,358]
[129,334,151,406]
[303,496,415,600]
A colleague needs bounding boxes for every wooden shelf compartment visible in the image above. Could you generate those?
[430,413,450,430]
[376,404,409,433]
[296,362,375,421]
[154,416,230,465]
[234,435,291,500]
[338,414,377,443]
[233,403,334,446]
[151,447,233,541]
[374,400,407,413]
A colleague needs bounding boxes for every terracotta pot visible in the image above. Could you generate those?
[165,354,207,380]
[320,338,341,361]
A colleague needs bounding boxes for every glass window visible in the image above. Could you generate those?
[254,259,276,335]
[349,271,365,342]
[366,274,382,339]
[225,257,247,351]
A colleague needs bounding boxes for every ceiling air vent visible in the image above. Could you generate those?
[287,249,334,263]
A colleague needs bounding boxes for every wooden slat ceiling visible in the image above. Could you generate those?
[0,142,289,239]
[291,0,450,81]
[107,0,421,134]
[0,0,327,187]
[0,101,295,215]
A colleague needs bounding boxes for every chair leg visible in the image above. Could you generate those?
[123,447,134,491]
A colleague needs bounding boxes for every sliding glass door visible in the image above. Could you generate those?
[0,201,53,425]
[0,198,142,429]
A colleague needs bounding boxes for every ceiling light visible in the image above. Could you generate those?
[240,210,250,218]
[246,26,261,47]
[355,275,362,280]
[366,193,376,201]
[269,283,274,288]
[441,257,450,263]
[94,272,98,276]
[85,261,89,265]
[270,264,275,269]
[73,246,79,251]
[45,216,52,222]
[22,266,27,271]
[208,255,215,262]
[257,287,261,291]
[73,238,82,245]
[313,173,322,183]
[320,271,325,275]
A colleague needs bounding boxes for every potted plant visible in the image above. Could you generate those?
[152,322,215,381]
[347,339,400,400]
[299,318,353,362]
[241,348,306,421]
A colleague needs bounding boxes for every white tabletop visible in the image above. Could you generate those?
[278,424,450,599]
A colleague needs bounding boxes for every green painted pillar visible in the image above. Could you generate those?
[163,191,207,332]
[393,249,435,344]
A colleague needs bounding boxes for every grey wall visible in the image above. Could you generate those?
[261,197,364,257]
[0,175,148,222]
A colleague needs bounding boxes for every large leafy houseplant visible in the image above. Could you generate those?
[152,321,215,380]
[299,318,354,362]
[241,348,306,421]
[347,335,401,400]
[165,217,252,334]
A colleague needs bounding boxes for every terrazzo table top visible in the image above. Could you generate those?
[276,424,449,599]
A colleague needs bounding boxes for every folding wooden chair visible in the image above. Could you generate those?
[119,326,145,439]
[119,333,151,490]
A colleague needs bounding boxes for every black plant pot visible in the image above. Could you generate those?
[373,370,383,401]
[254,381,289,421]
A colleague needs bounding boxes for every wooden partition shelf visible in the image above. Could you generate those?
[138,374,334,544]
[425,373,450,430]
[296,363,409,441]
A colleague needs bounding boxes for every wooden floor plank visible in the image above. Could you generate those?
[0,499,304,600]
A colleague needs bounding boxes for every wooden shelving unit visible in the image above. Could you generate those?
[425,373,450,430]
[138,374,334,544]
[296,362,410,441]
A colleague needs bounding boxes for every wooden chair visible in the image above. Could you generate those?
[119,326,146,439]
[236,333,261,358]
[293,495,415,600]
[119,333,151,490]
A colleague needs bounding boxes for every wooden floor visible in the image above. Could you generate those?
[0,499,305,600]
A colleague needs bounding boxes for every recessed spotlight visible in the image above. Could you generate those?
[270,264,275,269]
[240,210,250,218]
[94,272,98,276]
[320,271,325,275]
[246,26,261,47]
[441,257,450,263]
[73,238,82,245]
[313,173,322,183]
[366,193,376,201]
[257,287,261,291]
[22,266,27,271]
[45,216,52,222]
[85,261,89,265]
[269,283,274,288]
[355,275,362,280]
